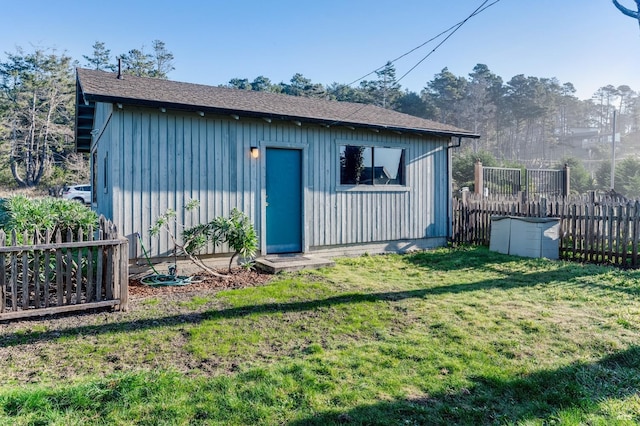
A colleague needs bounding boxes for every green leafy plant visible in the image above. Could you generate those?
[0,195,97,241]
[150,201,258,276]
[194,208,258,272]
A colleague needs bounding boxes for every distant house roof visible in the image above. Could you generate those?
[75,68,479,152]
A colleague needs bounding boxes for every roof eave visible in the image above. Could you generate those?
[75,76,95,153]
[83,93,481,139]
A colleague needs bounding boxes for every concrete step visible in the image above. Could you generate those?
[255,254,335,274]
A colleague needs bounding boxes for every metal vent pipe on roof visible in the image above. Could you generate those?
[117,58,123,80]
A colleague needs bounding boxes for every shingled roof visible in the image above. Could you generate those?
[75,68,479,152]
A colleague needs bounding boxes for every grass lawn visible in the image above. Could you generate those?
[1,246,640,425]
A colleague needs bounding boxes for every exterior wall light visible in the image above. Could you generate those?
[250,146,259,158]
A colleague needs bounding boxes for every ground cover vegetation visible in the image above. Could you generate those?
[0,246,639,425]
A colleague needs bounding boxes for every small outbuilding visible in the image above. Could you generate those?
[75,68,479,260]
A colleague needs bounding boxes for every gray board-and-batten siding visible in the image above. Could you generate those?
[91,102,452,259]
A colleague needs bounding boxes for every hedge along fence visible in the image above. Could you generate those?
[0,216,128,320]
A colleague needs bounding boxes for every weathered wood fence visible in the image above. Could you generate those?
[452,194,640,268]
[0,216,128,320]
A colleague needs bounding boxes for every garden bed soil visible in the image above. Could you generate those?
[1,268,273,333]
[129,269,272,299]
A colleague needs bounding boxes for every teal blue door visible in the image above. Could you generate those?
[266,148,302,254]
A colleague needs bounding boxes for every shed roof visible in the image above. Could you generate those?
[75,68,479,152]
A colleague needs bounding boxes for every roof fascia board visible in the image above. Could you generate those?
[83,93,480,140]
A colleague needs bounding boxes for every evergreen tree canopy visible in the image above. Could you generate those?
[119,40,174,79]
[83,41,115,72]
[0,47,75,187]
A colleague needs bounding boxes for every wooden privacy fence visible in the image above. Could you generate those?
[0,216,129,320]
[452,194,640,268]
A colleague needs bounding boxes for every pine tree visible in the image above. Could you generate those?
[150,40,174,79]
[360,61,402,109]
[423,67,467,124]
[83,41,116,71]
[120,48,155,77]
[119,41,174,79]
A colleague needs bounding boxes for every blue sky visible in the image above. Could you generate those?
[2,0,638,100]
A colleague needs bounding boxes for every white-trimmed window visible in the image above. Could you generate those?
[339,145,405,186]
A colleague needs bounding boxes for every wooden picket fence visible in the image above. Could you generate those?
[452,194,640,268]
[0,216,129,320]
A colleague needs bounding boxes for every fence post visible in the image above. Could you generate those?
[474,160,483,196]
[120,238,129,312]
[461,186,470,205]
[563,163,571,197]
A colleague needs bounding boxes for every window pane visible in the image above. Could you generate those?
[340,145,372,185]
[373,147,404,185]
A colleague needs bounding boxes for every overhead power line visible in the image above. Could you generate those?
[396,0,500,85]
[346,0,501,88]
[329,0,501,127]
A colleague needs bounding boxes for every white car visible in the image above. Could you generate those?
[62,184,92,204]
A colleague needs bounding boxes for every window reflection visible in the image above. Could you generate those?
[340,145,404,186]
[373,147,403,185]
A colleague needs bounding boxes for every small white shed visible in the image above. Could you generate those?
[490,216,560,259]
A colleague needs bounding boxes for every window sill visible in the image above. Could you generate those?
[336,185,410,193]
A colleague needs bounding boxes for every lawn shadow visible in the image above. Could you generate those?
[1,250,638,347]
[0,268,573,347]
[288,346,640,425]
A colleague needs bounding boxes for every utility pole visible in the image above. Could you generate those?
[610,109,617,190]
